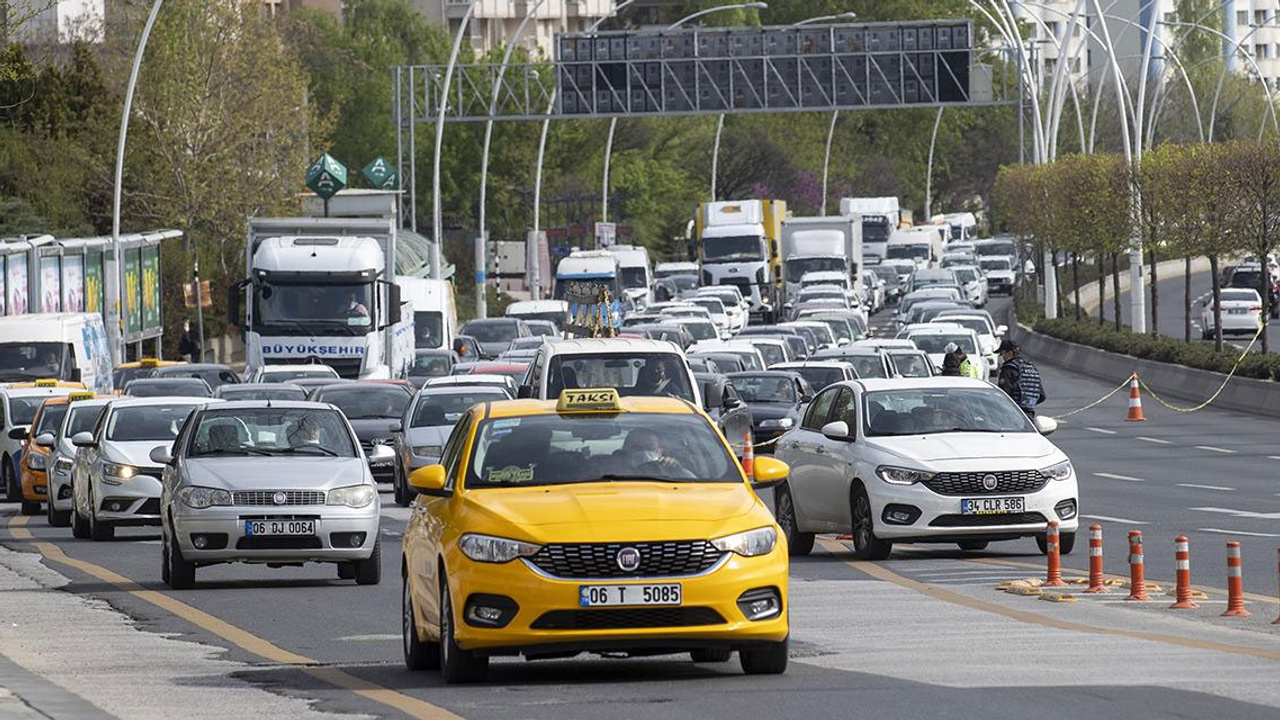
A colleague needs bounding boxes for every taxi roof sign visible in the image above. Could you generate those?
[34,379,57,387]
[68,392,95,402]
[556,388,622,413]
[139,358,159,368]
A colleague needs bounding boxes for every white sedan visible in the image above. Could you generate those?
[773,378,1078,558]
[1198,289,1262,339]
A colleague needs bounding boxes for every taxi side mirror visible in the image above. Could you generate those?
[750,456,789,490]
[409,464,449,497]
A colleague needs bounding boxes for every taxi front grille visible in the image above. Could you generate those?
[233,490,326,506]
[922,470,1047,496]
[527,541,724,579]
[530,607,726,630]
[930,511,1047,527]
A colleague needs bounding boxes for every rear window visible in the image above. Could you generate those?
[546,353,694,403]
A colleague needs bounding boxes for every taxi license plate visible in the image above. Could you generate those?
[960,497,1025,515]
[245,520,315,537]
[579,584,682,607]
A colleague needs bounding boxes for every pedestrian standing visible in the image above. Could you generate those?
[996,339,1045,416]
[178,320,200,362]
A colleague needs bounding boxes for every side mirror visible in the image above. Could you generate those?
[368,444,395,465]
[821,420,853,441]
[226,279,248,327]
[409,464,449,496]
[149,445,174,465]
[750,456,789,490]
[799,393,813,404]
[389,422,402,434]
[34,433,56,449]
[516,384,534,399]
[996,324,1008,336]
[7,426,29,441]
[722,396,742,410]
[71,431,95,447]
[384,281,402,327]
[1034,416,1058,436]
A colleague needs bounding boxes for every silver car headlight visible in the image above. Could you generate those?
[759,417,793,430]
[711,527,777,557]
[53,457,73,476]
[177,486,233,509]
[326,484,377,508]
[101,461,137,485]
[876,465,935,486]
[458,533,542,564]
[412,445,443,458]
[1040,460,1074,481]
[27,452,46,470]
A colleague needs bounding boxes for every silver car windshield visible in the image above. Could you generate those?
[187,408,355,458]
[865,388,1033,437]
[107,405,198,442]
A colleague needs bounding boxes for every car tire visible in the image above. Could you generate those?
[957,540,989,552]
[71,494,89,539]
[691,647,732,663]
[337,563,356,580]
[1036,532,1076,555]
[739,637,788,675]
[439,577,489,683]
[774,483,814,557]
[47,497,70,527]
[403,575,440,671]
[393,466,409,507]
[849,485,892,561]
[20,499,40,516]
[87,488,114,541]
[166,527,196,589]
[354,537,381,586]
[2,460,16,503]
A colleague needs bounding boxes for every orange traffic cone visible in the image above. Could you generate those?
[1126,374,1145,422]
[741,430,754,480]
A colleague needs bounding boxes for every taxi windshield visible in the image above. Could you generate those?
[64,405,105,438]
[546,353,694,403]
[865,388,1033,437]
[467,413,740,488]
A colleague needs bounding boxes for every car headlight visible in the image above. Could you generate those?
[759,417,793,430]
[711,526,777,557]
[876,465,934,486]
[412,445,443,458]
[326,484,377,509]
[458,533,542,564]
[27,452,46,470]
[1041,460,1074,481]
[53,457,73,475]
[177,486,233,509]
[101,462,137,485]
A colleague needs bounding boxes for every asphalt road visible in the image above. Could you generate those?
[1,298,1279,719]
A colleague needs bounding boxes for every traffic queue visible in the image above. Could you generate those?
[0,225,1072,686]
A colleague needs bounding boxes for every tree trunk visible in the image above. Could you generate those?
[1052,246,1065,313]
[1072,254,1081,322]
[1184,256,1191,343]
[1210,254,1223,353]
[1260,250,1270,355]
[1111,252,1122,332]
[1097,254,1106,326]
[1149,247,1158,337]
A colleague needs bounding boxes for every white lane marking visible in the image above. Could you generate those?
[1177,483,1235,492]
[1093,472,1145,483]
[1195,445,1237,454]
[1084,427,1118,435]
[1269,456,1280,461]
[334,634,401,642]
[1081,513,1149,525]
[1198,528,1280,538]
[1192,506,1280,520]
[1136,436,1172,445]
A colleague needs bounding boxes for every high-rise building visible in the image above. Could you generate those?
[9,0,105,44]
[411,0,618,57]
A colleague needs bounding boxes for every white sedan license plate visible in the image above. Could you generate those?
[579,584,682,607]
[960,497,1025,515]
[245,520,315,536]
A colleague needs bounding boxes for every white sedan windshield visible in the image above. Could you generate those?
[865,388,1033,436]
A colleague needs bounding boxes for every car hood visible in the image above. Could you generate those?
[477,340,511,357]
[185,457,369,490]
[745,402,799,422]
[404,425,449,447]
[867,432,1058,464]
[348,418,400,442]
[460,482,760,537]
[104,440,174,468]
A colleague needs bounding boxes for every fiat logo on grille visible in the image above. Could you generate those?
[272,492,288,505]
[981,474,998,491]
[616,547,641,572]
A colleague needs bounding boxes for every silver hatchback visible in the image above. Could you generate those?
[154,400,387,589]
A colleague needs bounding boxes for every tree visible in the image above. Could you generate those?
[1223,140,1280,353]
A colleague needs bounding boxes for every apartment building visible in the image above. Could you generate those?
[9,0,104,44]
[412,0,618,57]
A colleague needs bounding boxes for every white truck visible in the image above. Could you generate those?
[779,217,862,305]
[840,197,899,266]
[696,200,786,324]
[231,217,415,380]
[606,244,653,309]
[396,277,456,351]
[885,227,945,270]
[930,212,978,243]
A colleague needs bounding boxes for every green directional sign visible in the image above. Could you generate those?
[306,152,348,199]
[361,157,398,190]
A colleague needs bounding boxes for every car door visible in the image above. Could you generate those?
[806,387,856,527]
[775,386,840,531]
[413,410,472,627]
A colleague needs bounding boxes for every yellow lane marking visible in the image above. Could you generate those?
[6,515,462,720]
[819,539,1280,662]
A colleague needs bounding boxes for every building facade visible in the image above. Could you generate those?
[412,0,618,57]
[10,0,104,44]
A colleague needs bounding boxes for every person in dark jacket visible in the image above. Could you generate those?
[940,342,963,376]
[997,339,1046,416]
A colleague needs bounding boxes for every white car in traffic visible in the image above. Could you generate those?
[1197,289,1262,339]
[773,378,1078,558]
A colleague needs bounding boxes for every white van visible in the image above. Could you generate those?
[606,244,654,308]
[0,314,113,394]
[396,277,456,351]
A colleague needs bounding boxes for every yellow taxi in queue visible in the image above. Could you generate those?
[18,391,93,514]
[401,387,791,683]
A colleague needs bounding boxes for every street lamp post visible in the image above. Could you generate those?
[430,0,477,281]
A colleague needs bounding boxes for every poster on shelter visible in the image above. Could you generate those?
[62,256,84,312]
[40,256,61,313]
[8,254,28,316]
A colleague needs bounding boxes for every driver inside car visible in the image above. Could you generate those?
[620,428,680,471]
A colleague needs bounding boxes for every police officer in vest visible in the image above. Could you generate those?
[997,339,1046,416]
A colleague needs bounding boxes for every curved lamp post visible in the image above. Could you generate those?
[430,0,478,280]
[791,11,858,215]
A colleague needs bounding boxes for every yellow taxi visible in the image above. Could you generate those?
[18,391,93,515]
[401,388,791,683]
[112,358,184,395]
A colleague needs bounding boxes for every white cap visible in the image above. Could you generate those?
[944,342,959,353]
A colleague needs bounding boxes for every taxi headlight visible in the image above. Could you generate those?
[1041,460,1074,481]
[876,466,934,486]
[759,417,793,430]
[27,452,46,470]
[327,484,377,509]
[711,526,777,557]
[101,462,137,485]
[177,486,232,509]
[412,445,442,458]
[458,533,542,564]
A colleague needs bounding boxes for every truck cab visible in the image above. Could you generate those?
[606,244,654,309]
[697,200,785,324]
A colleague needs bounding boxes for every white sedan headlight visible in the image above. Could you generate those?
[177,486,233,509]
[1041,460,1074,481]
[876,466,935,486]
[458,533,542,563]
[759,417,793,430]
[326,484,377,508]
[711,527,777,557]
[53,457,73,476]
[101,461,137,485]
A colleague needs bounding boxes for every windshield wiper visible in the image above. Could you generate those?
[277,446,340,457]
[192,448,275,457]
[591,474,686,483]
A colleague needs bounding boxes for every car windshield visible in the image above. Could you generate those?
[954,268,978,284]
[887,244,930,260]
[678,320,717,341]
[750,342,786,366]
[1229,272,1263,289]
[64,405,105,439]
[730,375,797,403]
[114,367,156,387]
[865,387,1034,436]
[936,317,990,336]
[467,413,740,487]
[462,321,519,343]
[790,367,845,390]
[413,311,444,348]
[889,352,933,378]
[690,298,725,314]
[188,408,356,457]
[255,282,373,328]
[263,369,334,382]
[669,275,700,291]
[107,405,199,442]
[980,258,1011,271]
[34,404,69,435]
[810,317,852,342]
[0,342,66,383]
[976,242,1016,257]
[412,353,453,377]
[702,235,763,262]
[620,267,648,289]
[910,333,978,356]
[411,391,508,427]
[127,380,210,398]
[217,387,308,402]
[784,257,846,283]
[316,386,411,419]
[153,367,238,389]
[546,353,695,403]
